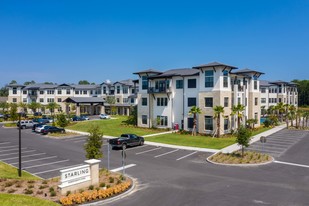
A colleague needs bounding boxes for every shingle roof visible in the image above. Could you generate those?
[193,61,238,70]
[6,84,25,87]
[114,79,135,86]
[260,80,273,87]
[148,68,199,79]
[232,68,265,75]
[63,97,105,103]
[72,84,100,89]
[133,69,162,75]
[24,83,57,89]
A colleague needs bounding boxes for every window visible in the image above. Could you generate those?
[157,98,168,106]
[261,88,266,93]
[23,90,27,95]
[142,76,148,90]
[83,90,87,95]
[176,80,183,89]
[253,76,258,90]
[238,98,241,105]
[205,70,214,87]
[279,98,282,103]
[103,87,106,94]
[142,115,147,124]
[261,98,266,103]
[12,98,17,102]
[255,98,258,106]
[132,88,135,94]
[13,88,17,94]
[142,98,147,106]
[23,98,27,103]
[123,98,128,103]
[245,98,248,106]
[187,118,194,129]
[205,116,213,130]
[223,70,228,88]
[123,86,128,94]
[130,98,135,104]
[187,98,196,107]
[224,97,229,107]
[57,90,62,95]
[66,89,71,95]
[40,90,44,95]
[157,116,168,126]
[116,98,120,103]
[57,98,62,103]
[224,118,229,130]
[187,79,196,88]
[40,98,44,103]
[47,98,54,103]
[47,90,54,95]
[254,112,258,121]
[117,86,120,94]
[205,97,213,107]
[75,90,79,95]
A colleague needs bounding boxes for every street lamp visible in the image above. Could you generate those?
[18,113,22,177]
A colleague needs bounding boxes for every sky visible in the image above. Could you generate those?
[0,0,308,86]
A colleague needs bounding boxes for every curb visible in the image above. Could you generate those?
[206,152,274,167]
[81,175,137,206]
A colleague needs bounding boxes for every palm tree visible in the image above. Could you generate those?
[18,102,28,113]
[188,106,201,136]
[296,110,303,129]
[275,102,285,122]
[213,106,224,137]
[46,102,60,125]
[288,105,296,127]
[28,102,41,114]
[304,111,309,129]
[231,104,245,130]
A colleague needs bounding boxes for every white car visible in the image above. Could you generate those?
[99,114,110,119]
[35,125,49,133]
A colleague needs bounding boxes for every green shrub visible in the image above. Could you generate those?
[8,189,16,193]
[109,177,114,183]
[88,185,94,190]
[27,180,35,184]
[84,125,103,159]
[106,184,110,189]
[39,185,48,189]
[4,181,13,187]
[117,179,122,185]
[37,190,44,195]
[66,191,71,196]
[99,182,106,187]
[42,180,48,184]
[50,191,56,197]
[28,184,34,189]
[24,188,33,194]
[49,187,54,192]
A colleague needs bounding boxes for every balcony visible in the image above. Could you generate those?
[148,87,172,94]
[28,91,38,97]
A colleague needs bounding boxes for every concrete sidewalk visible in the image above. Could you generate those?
[221,124,286,154]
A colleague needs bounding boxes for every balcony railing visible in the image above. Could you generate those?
[148,87,172,94]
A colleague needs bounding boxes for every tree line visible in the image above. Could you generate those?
[292,79,309,106]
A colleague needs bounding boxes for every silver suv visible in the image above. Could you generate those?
[17,120,34,129]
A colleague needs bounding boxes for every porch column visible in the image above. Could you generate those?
[89,103,93,115]
[76,103,81,116]
[100,103,105,114]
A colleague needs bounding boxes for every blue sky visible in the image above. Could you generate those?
[0,0,308,86]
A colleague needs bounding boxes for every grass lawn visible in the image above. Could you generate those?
[0,194,60,206]
[0,161,40,180]
[145,126,273,149]
[67,116,165,137]
[146,133,236,149]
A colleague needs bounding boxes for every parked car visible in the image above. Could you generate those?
[41,126,65,135]
[3,114,10,120]
[33,118,50,124]
[35,125,49,133]
[72,116,86,121]
[0,113,4,118]
[32,123,45,132]
[80,115,89,120]
[99,114,110,119]
[42,117,53,123]
[109,134,144,149]
[16,120,34,129]
[33,112,42,116]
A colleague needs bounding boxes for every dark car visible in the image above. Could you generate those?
[32,123,45,132]
[33,112,42,116]
[109,134,144,149]
[33,118,50,124]
[41,126,65,135]
[72,116,86,121]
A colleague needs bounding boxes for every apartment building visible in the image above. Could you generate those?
[7,80,138,115]
[100,79,138,115]
[134,62,264,135]
[260,80,298,110]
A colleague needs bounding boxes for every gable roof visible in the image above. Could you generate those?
[148,68,199,79]
[114,79,135,86]
[63,97,105,104]
[232,68,265,75]
[193,61,238,70]
[133,69,162,75]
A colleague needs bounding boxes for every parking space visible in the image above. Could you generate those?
[247,129,308,157]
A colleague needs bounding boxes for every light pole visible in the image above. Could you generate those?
[18,113,22,177]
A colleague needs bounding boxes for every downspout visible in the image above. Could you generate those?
[182,76,185,130]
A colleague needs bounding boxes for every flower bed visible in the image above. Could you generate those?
[209,151,272,165]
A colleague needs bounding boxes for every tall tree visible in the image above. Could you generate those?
[213,106,224,137]
[292,79,309,106]
[106,96,116,115]
[28,102,41,113]
[78,80,90,85]
[231,104,245,130]
[9,103,18,121]
[188,106,202,136]
[9,80,17,85]
[46,102,60,125]
[24,80,36,85]
[236,126,252,157]
[0,102,9,114]
[288,105,296,127]
[0,87,8,96]
[275,102,285,122]
[18,102,28,113]
[84,125,103,159]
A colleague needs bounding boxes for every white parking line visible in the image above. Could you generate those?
[274,160,309,168]
[0,142,11,145]
[1,153,46,161]
[0,145,18,149]
[65,137,86,141]
[176,151,198,161]
[136,147,161,155]
[33,164,84,175]
[11,156,57,165]
[0,148,27,153]
[23,159,70,169]
[126,145,149,151]
[0,150,36,157]
[74,140,86,143]
[110,164,136,172]
[155,149,179,158]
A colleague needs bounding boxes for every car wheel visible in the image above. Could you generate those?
[140,140,144,146]
[122,144,127,150]
[22,125,26,129]
[61,130,65,134]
